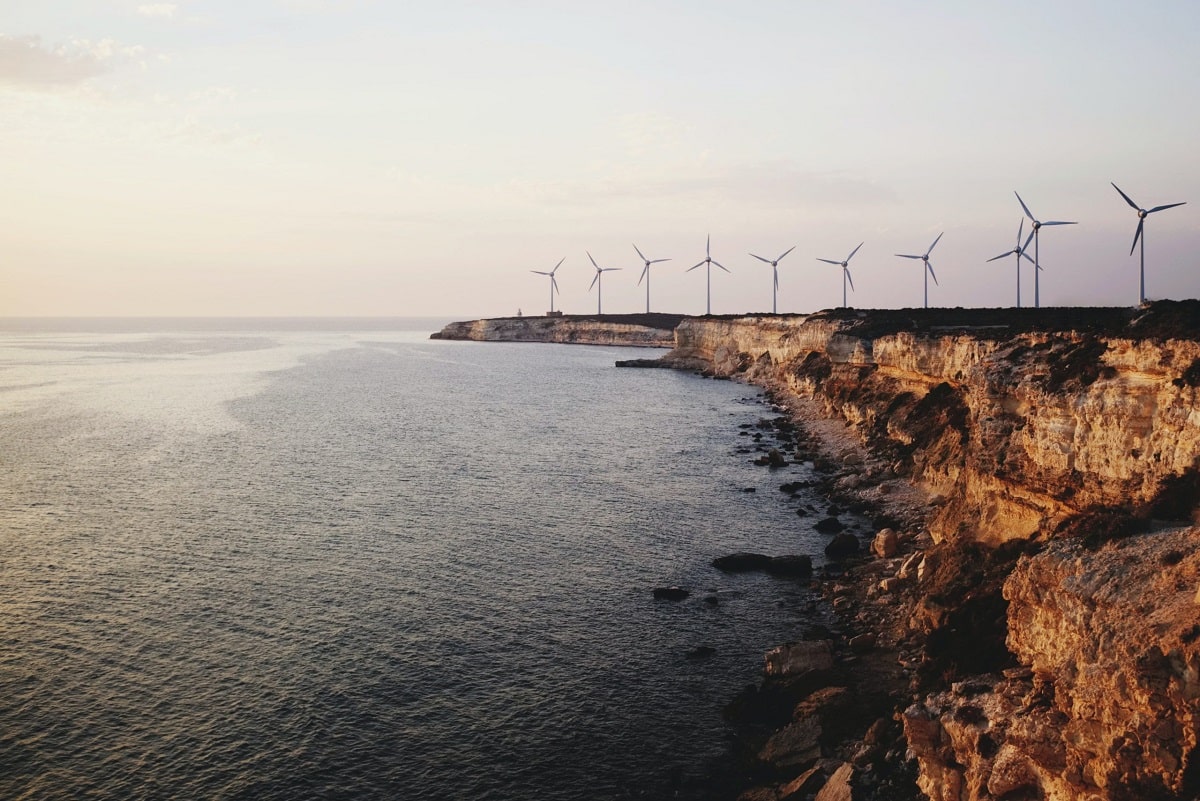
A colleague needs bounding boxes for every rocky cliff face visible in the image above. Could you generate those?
[657,302,1200,800]
[431,313,680,347]
[667,306,1200,545]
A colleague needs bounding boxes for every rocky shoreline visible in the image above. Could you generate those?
[435,302,1200,800]
[635,301,1200,801]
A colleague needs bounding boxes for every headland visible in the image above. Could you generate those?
[432,302,1200,800]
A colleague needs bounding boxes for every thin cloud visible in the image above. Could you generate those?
[137,4,178,18]
[0,35,110,88]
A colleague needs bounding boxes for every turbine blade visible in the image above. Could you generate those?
[1148,201,1187,213]
[713,260,730,273]
[750,253,772,264]
[553,257,565,273]
[774,269,779,291]
[1041,220,1077,226]
[928,263,939,285]
[927,232,944,254]
[1021,251,1035,264]
[846,241,864,261]
[706,234,711,257]
[1015,191,1035,221]
[588,272,599,291]
[531,270,550,275]
[1130,219,1143,255]
[896,254,921,259]
[817,258,841,265]
[1022,229,1036,251]
[633,243,647,262]
[688,261,705,271]
[986,252,1010,262]
[778,245,796,261]
[845,268,855,291]
[587,250,599,269]
[1111,182,1139,210]
[551,275,559,294]
[650,258,670,264]
[1017,217,1024,244]
[604,267,622,272]
[638,265,649,285]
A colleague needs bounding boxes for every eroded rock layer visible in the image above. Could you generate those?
[431,313,681,347]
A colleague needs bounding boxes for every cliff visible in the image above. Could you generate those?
[651,302,1200,800]
[431,313,683,347]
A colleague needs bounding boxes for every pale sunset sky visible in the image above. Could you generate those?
[3,1,1199,318]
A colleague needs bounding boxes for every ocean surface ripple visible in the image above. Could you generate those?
[0,326,835,800]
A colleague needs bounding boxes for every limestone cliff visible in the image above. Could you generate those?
[653,302,1200,801]
[663,305,1200,545]
[431,313,681,347]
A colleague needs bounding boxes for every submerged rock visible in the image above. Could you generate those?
[824,533,860,560]
[814,516,845,534]
[764,640,834,678]
[712,552,772,572]
[764,555,814,578]
[652,586,689,601]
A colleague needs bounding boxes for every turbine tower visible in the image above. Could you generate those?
[1111,182,1187,305]
[530,258,565,314]
[633,244,670,314]
[816,242,863,309]
[1015,192,1076,308]
[749,245,796,314]
[895,233,944,309]
[986,219,1035,308]
[686,235,729,315]
[586,251,621,315]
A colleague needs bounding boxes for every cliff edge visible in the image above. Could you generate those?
[652,301,1200,800]
[431,313,684,347]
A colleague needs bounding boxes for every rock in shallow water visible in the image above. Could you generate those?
[652,586,689,601]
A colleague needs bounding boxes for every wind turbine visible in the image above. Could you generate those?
[530,258,565,314]
[986,219,1035,308]
[1111,182,1187,305]
[816,243,863,309]
[686,235,729,315]
[1014,192,1076,308]
[749,246,796,314]
[895,233,944,309]
[633,244,670,314]
[586,251,621,314]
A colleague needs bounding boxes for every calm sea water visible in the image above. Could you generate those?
[0,320,835,801]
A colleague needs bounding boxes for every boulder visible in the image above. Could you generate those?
[764,555,814,578]
[758,714,821,769]
[814,516,845,534]
[713,552,772,572]
[778,766,824,800]
[764,640,834,678]
[871,528,898,558]
[652,586,689,601]
[814,762,854,801]
[824,533,860,560]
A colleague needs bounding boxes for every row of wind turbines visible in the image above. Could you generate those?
[531,185,1188,315]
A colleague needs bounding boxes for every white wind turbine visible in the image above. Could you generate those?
[586,251,621,314]
[1015,192,1076,308]
[530,258,565,314]
[1111,182,1187,305]
[986,219,1035,308]
[816,242,863,309]
[633,244,670,314]
[686,235,729,315]
[895,233,943,309]
[749,245,796,314]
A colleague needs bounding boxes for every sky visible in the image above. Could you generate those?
[3,1,1200,318]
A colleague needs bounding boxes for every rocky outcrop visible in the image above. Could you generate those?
[661,304,1200,544]
[431,313,682,347]
[652,301,1200,800]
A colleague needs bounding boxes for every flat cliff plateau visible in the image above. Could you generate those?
[430,312,683,347]
[650,301,1200,800]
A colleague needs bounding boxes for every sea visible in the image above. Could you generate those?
[0,318,838,801]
